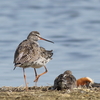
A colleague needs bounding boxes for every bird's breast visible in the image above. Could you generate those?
[31,56,51,68]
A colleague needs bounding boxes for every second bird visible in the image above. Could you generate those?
[14,31,54,90]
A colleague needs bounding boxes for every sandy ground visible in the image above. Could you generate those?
[0,86,100,100]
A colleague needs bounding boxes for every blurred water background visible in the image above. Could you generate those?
[0,0,100,87]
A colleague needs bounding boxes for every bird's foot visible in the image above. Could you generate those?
[34,75,40,82]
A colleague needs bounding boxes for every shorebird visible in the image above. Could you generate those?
[13,31,54,90]
[53,70,76,90]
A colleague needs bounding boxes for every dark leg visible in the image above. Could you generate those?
[13,66,16,70]
[34,68,37,78]
[34,68,37,86]
[23,68,28,91]
[34,66,48,82]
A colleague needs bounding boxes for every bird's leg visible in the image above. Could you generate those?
[34,68,38,86]
[23,68,28,91]
[34,66,48,82]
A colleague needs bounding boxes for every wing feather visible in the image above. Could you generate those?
[14,40,40,66]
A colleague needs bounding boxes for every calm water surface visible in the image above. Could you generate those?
[0,0,100,87]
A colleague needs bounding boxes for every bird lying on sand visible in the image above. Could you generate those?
[53,70,100,90]
[53,70,77,90]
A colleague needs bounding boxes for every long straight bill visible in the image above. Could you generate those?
[39,37,54,43]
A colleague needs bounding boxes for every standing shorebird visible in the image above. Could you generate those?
[14,31,54,90]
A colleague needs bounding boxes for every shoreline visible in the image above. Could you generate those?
[0,86,100,100]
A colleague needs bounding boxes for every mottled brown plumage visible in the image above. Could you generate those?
[14,31,53,91]
[54,70,77,90]
[14,40,40,68]
[40,47,53,59]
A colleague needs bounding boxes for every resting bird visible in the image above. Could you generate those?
[53,70,77,90]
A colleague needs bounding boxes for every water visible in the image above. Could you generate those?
[0,0,100,87]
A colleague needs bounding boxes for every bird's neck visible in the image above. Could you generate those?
[28,39,39,46]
